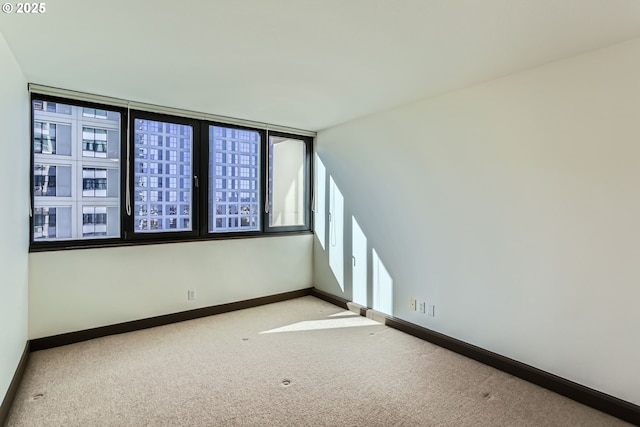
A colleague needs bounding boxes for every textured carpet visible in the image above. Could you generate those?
[6,296,630,426]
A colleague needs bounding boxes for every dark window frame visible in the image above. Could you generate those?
[264,131,313,234]
[30,94,127,250]
[125,110,201,242]
[201,121,266,238]
[29,94,313,252]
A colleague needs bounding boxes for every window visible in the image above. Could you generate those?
[34,164,72,197]
[34,122,56,154]
[83,108,108,119]
[33,207,71,240]
[82,127,109,157]
[82,206,109,237]
[31,98,122,243]
[30,93,312,250]
[132,116,194,235]
[82,168,109,197]
[34,100,72,115]
[266,133,312,232]
[208,125,261,233]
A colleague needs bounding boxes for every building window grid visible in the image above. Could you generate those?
[33,164,57,196]
[134,118,192,232]
[82,127,108,157]
[34,101,72,115]
[83,108,108,119]
[32,100,120,242]
[210,127,260,232]
[82,206,108,237]
[82,178,107,190]
[33,207,58,239]
[82,168,108,197]
[149,148,161,160]
[34,122,57,154]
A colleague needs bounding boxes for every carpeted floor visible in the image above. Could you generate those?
[6,296,631,426]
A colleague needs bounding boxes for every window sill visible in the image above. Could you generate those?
[28,230,314,253]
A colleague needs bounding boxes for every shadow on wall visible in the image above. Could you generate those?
[314,153,394,315]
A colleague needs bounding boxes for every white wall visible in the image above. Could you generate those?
[29,235,312,338]
[314,37,640,405]
[0,33,29,404]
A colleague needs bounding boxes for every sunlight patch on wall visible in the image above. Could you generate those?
[329,176,344,291]
[372,248,393,315]
[314,153,326,249]
[352,216,368,306]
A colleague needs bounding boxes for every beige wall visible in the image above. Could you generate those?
[0,33,29,403]
[314,38,640,405]
[29,235,312,338]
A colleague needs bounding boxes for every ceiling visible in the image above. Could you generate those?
[1,0,640,132]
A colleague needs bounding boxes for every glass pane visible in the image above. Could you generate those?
[33,206,72,240]
[34,122,57,154]
[33,164,72,197]
[269,136,306,227]
[82,168,110,197]
[32,100,121,241]
[33,164,56,196]
[134,118,192,233]
[82,127,113,159]
[82,206,108,237]
[208,126,260,233]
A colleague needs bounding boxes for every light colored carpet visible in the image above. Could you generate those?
[6,296,630,426]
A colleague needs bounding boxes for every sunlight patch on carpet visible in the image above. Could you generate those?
[328,310,360,318]
[260,316,381,334]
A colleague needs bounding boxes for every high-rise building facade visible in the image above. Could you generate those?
[208,125,261,232]
[32,100,121,241]
[133,119,193,232]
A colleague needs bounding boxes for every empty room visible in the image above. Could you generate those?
[1,1,639,425]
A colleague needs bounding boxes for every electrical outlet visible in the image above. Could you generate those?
[427,304,435,317]
[187,289,196,300]
[419,302,426,313]
[410,299,417,311]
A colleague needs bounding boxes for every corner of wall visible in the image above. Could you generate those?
[0,31,30,410]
